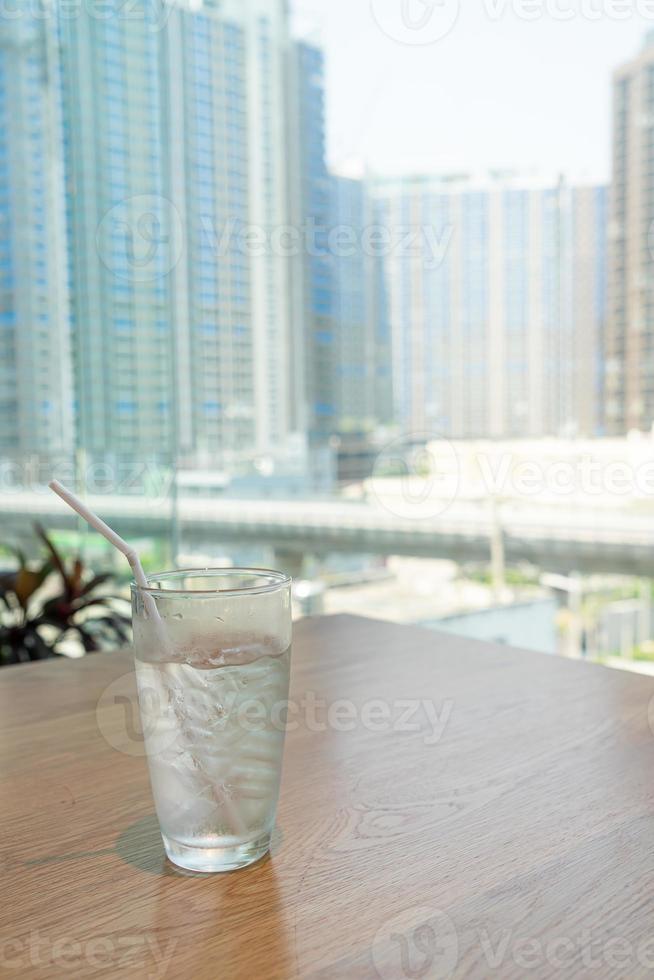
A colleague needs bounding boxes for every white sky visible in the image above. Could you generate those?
[291,0,653,182]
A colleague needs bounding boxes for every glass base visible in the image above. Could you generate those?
[162,832,271,873]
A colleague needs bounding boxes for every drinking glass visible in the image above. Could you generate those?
[131,568,292,873]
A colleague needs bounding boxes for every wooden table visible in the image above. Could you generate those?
[2,614,654,979]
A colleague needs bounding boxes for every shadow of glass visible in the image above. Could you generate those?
[115,814,173,876]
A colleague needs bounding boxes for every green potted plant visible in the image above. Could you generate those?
[0,525,131,666]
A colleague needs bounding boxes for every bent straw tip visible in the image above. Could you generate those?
[46,477,167,632]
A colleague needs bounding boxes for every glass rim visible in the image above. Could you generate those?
[131,567,292,598]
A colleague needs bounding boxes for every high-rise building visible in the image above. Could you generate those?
[56,0,316,467]
[165,0,297,465]
[330,175,371,431]
[370,175,607,439]
[561,184,608,437]
[0,13,73,459]
[0,5,336,472]
[288,41,335,447]
[330,174,393,432]
[368,190,395,430]
[59,5,175,464]
[607,35,654,434]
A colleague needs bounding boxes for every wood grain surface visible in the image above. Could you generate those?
[1,614,654,979]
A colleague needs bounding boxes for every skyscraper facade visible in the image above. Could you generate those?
[0,0,322,469]
[0,6,612,473]
[607,35,654,434]
[59,4,175,464]
[60,0,302,467]
[165,0,296,465]
[289,41,335,447]
[370,175,607,439]
[330,175,372,431]
[0,11,73,458]
[330,174,393,433]
[561,184,608,437]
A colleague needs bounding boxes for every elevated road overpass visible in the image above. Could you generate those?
[1,491,654,576]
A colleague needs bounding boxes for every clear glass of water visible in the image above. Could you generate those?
[131,568,292,873]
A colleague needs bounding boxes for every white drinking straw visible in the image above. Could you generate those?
[48,480,171,651]
[48,481,250,839]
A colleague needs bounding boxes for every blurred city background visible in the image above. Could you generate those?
[2,0,654,670]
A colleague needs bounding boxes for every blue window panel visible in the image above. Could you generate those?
[314,298,332,316]
[203,401,222,416]
[116,401,136,415]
